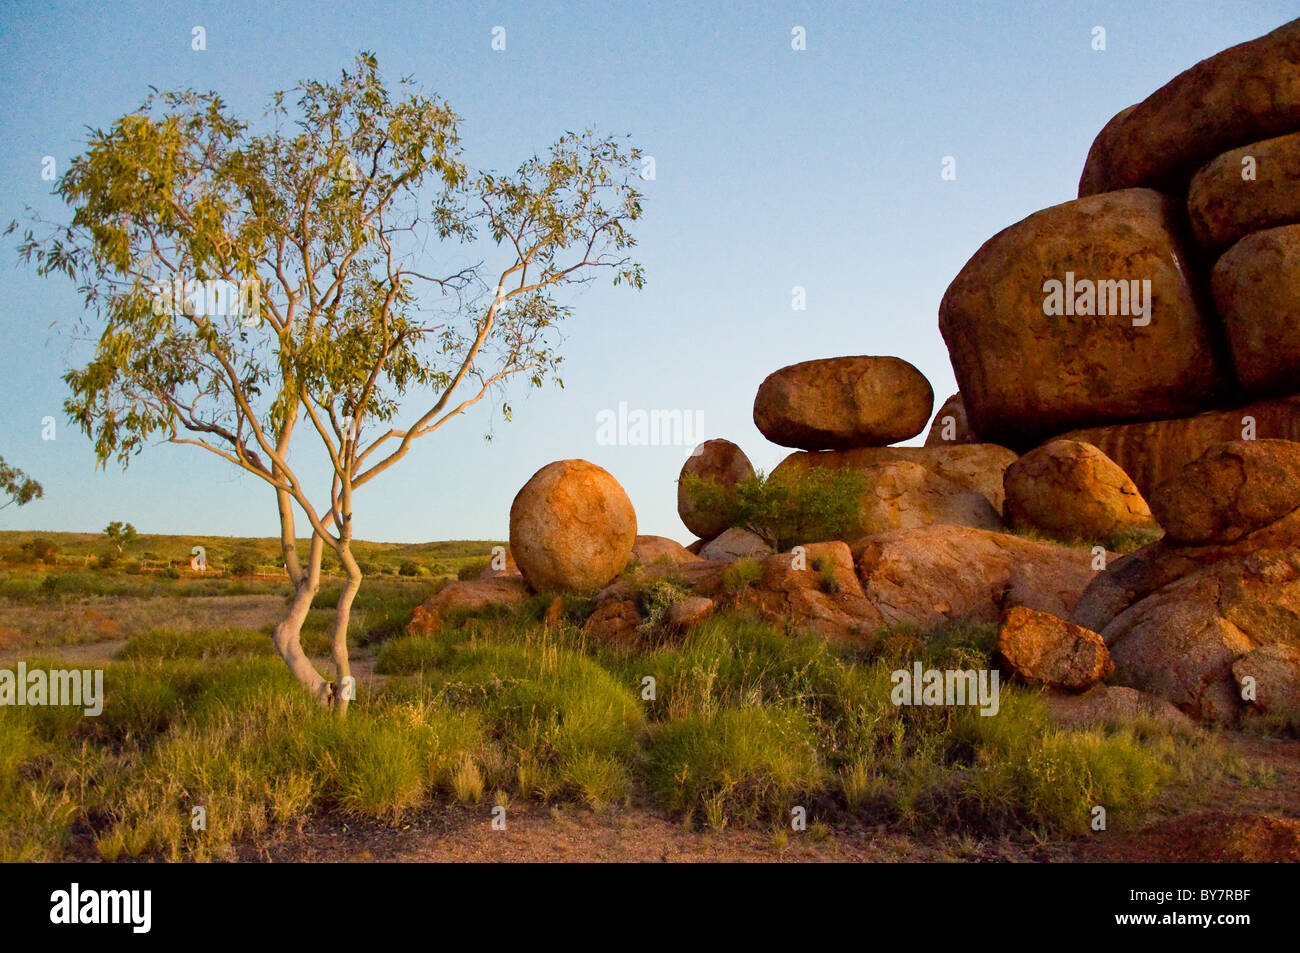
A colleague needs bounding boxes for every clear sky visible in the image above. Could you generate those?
[1,1,1294,543]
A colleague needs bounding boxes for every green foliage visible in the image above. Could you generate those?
[398,559,420,577]
[457,558,489,580]
[226,549,258,576]
[647,706,823,827]
[19,538,59,563]
[121,627,275,661]
[103,520,138,553]
[720,557,763,593]
[0,457,42,509]
[683,468,868,550]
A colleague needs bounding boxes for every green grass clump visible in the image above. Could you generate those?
[121,627,274,661]
[647,705,822,827]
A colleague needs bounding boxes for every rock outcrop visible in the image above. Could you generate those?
[1078,18,1300,196]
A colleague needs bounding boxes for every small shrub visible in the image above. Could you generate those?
[457,558,489,581]
[21,538,59,563]
[399,559,420,577]
[720,557,762,593]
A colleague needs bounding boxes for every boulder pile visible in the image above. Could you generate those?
[406,19,1300,728]
[940,18,1300,490]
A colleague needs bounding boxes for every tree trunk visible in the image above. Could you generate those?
[272,533,331,705]
[270,488,333,706]
[330,542,362,717]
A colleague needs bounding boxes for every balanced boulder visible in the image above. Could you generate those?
[1003,439,1156,544]
[753,355,933,450]
[1188,132,1300,252]
[677,438,754,541]
[509,459,637,592]
[1078,18,1300,196]
[1210,224,1300,398]
[1149,440,1300,545]
[939,189,1226,449]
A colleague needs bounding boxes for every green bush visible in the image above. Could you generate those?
[20,538,59,563]
[682,467,867,550]
[399,559,420,577]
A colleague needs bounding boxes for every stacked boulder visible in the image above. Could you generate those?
[931,18,1300,721]
[1068,441,1300,723]
[678,355,1022,551]
[939,17,1300,495]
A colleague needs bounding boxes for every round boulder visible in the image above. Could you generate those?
[1003,439,1157,544]
[677,439,754,540]
[1188,132,1300,252]
[1211,224,1300,398]
[753,356,933,450]
[509,459,637,592]
[1149,439,1300,545]
[1078,19,1300,196]
[939,188,1227,450]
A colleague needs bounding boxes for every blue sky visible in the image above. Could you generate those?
[0,1,1294,543]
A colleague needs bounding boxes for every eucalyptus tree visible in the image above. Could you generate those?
[11,53,645,712]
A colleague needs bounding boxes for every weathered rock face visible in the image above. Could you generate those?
[939,189,1227,450]
[735,542,883,644]
[1233,643,1300,718]
[1188,132,1300,252]
[582,598,643,648]
[1211,225,1300,398]
[850,525,1101,632]
[1149,440,1300,545]
[1045,684,1193,731]
[667,596,715,631]
[923,393,979,446]
[677,439,754,541]
[697,527,771,562]
[1060,396,1300,500]
[829,461,1004,538]
[631,535,701,566]
[407,577,531,635]
[752,356,934,450]
[995,606,1113,691]
[1003,439,1156,544]
[1071,507,1300,723]
[509,459,637,592]
[1078,18,1300,196]
[772,444,1016,533]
